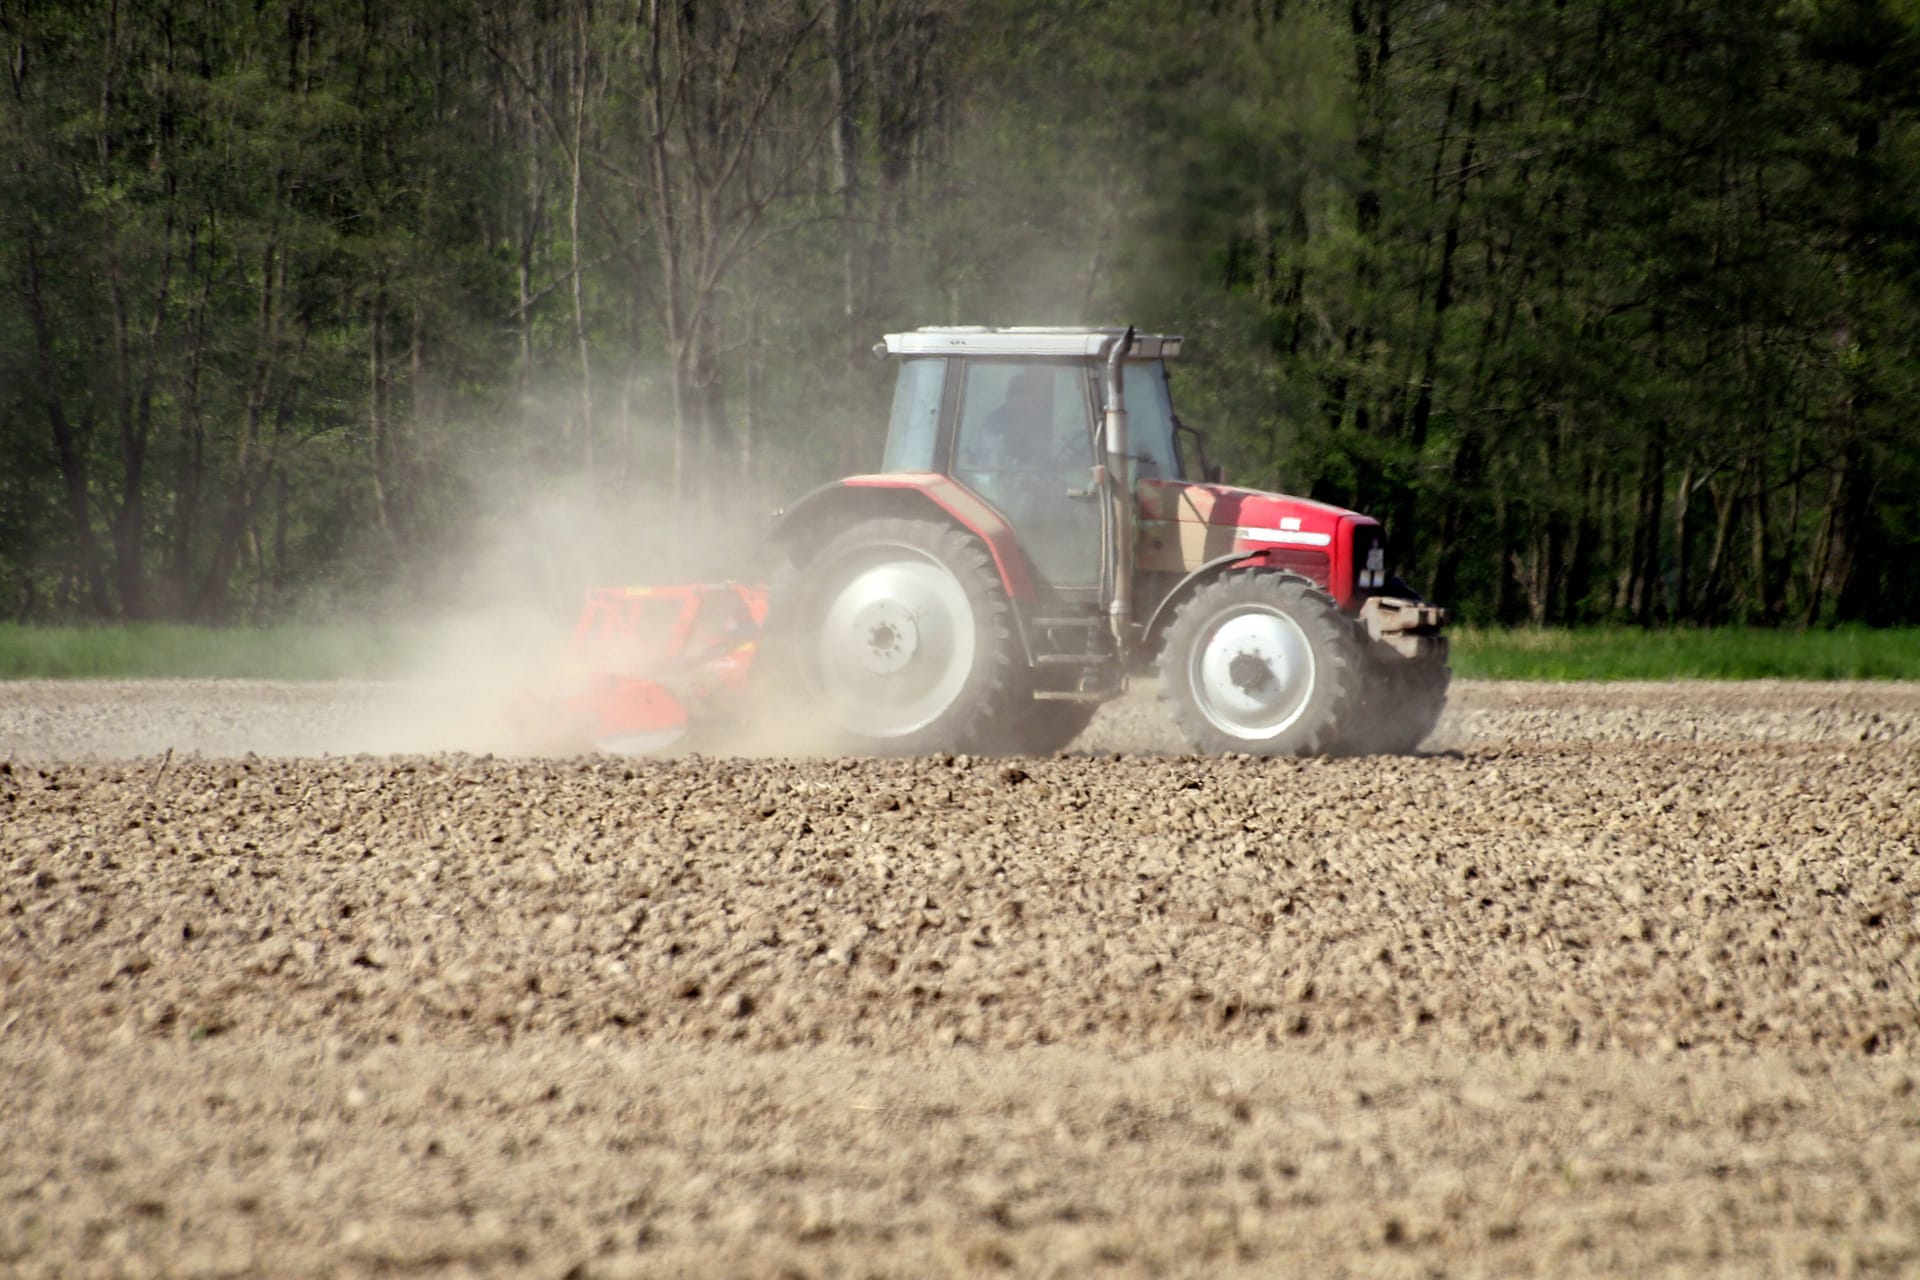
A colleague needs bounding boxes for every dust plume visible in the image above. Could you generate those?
[328,400,852,760]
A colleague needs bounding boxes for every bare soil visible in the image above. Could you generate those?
[3,681,1918,1277]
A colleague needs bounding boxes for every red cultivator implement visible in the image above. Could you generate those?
[506,583,766,754]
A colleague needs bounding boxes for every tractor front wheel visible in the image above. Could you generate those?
[1158,570,1362,756]
[769,517,1025,755]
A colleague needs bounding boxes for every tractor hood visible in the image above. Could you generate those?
[1136,478,1381,608]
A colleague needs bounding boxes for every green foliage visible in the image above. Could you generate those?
[2,0,1918,631]
[1452,625,1920,681]
[0,623,416,680]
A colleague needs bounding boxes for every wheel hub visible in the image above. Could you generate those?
[1227,650,1275,696]
[808,548,978,739]
[851,599,920,674]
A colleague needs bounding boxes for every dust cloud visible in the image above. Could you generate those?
[328,405,840,759]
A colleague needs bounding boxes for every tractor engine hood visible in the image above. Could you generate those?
[1135,478,1382,609]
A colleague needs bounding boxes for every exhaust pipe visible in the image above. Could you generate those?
[1102,326,1136,653]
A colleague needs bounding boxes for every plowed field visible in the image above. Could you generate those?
[4,681,1918,1277]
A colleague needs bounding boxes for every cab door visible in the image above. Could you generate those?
[948,360,1103,591]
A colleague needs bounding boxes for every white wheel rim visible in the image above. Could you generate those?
[807,547,976,738]
[1187,605,1316,741]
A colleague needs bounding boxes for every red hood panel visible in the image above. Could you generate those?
[1138,479,1361,532]
[1137,479,1373,608]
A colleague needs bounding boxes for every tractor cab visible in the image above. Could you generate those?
[876,327,1187,593]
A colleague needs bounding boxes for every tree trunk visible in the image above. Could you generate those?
[827,0,862,367]
[1831,439,1876,623]
[1671,461,1693,621]
[1697,465,1743,624]
[1748,479,1776,624]
[1628,427,1666,625]
[368,289,399,548]
[568,0,594,479]
[198,243,289,620]
[165,223,213,618]
[23,233,111,617]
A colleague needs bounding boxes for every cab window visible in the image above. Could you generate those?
[952,362,1092,474]
[881,357,946,472]
[1096,360,1180,483]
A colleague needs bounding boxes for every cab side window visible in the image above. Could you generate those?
[881,357,947,473]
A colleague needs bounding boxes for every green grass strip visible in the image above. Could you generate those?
[2,621,1918,682]
[1449,624,1920,681]
[0,623,417,680]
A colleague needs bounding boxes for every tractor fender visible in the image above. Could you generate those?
[1139,550,1322,654]
[768,474,1039,601]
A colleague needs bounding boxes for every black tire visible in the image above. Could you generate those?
[764,517,1026,755]
[989,698,1101,756]
[1157,570,1362,756]
[1338,649,1450,755]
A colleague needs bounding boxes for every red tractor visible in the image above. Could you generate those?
[525,326,1447,756]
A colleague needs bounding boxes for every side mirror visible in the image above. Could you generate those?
[1205,461,1226,485]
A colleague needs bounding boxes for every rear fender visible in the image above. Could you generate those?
[769,474,1039,601]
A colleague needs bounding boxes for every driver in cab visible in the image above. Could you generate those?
[985,368,1052,454]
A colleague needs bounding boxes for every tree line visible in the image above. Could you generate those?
[3,0,1917,626]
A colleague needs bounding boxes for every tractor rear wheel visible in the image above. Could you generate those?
[1158,570,1362,756]
[769,517,1025,755]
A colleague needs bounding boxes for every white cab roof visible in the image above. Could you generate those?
[880,326,1183,359]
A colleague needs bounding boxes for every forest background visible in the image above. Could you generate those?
[4,0,1918,629]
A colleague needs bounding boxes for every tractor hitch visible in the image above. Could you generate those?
[1358,595,1449,661]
